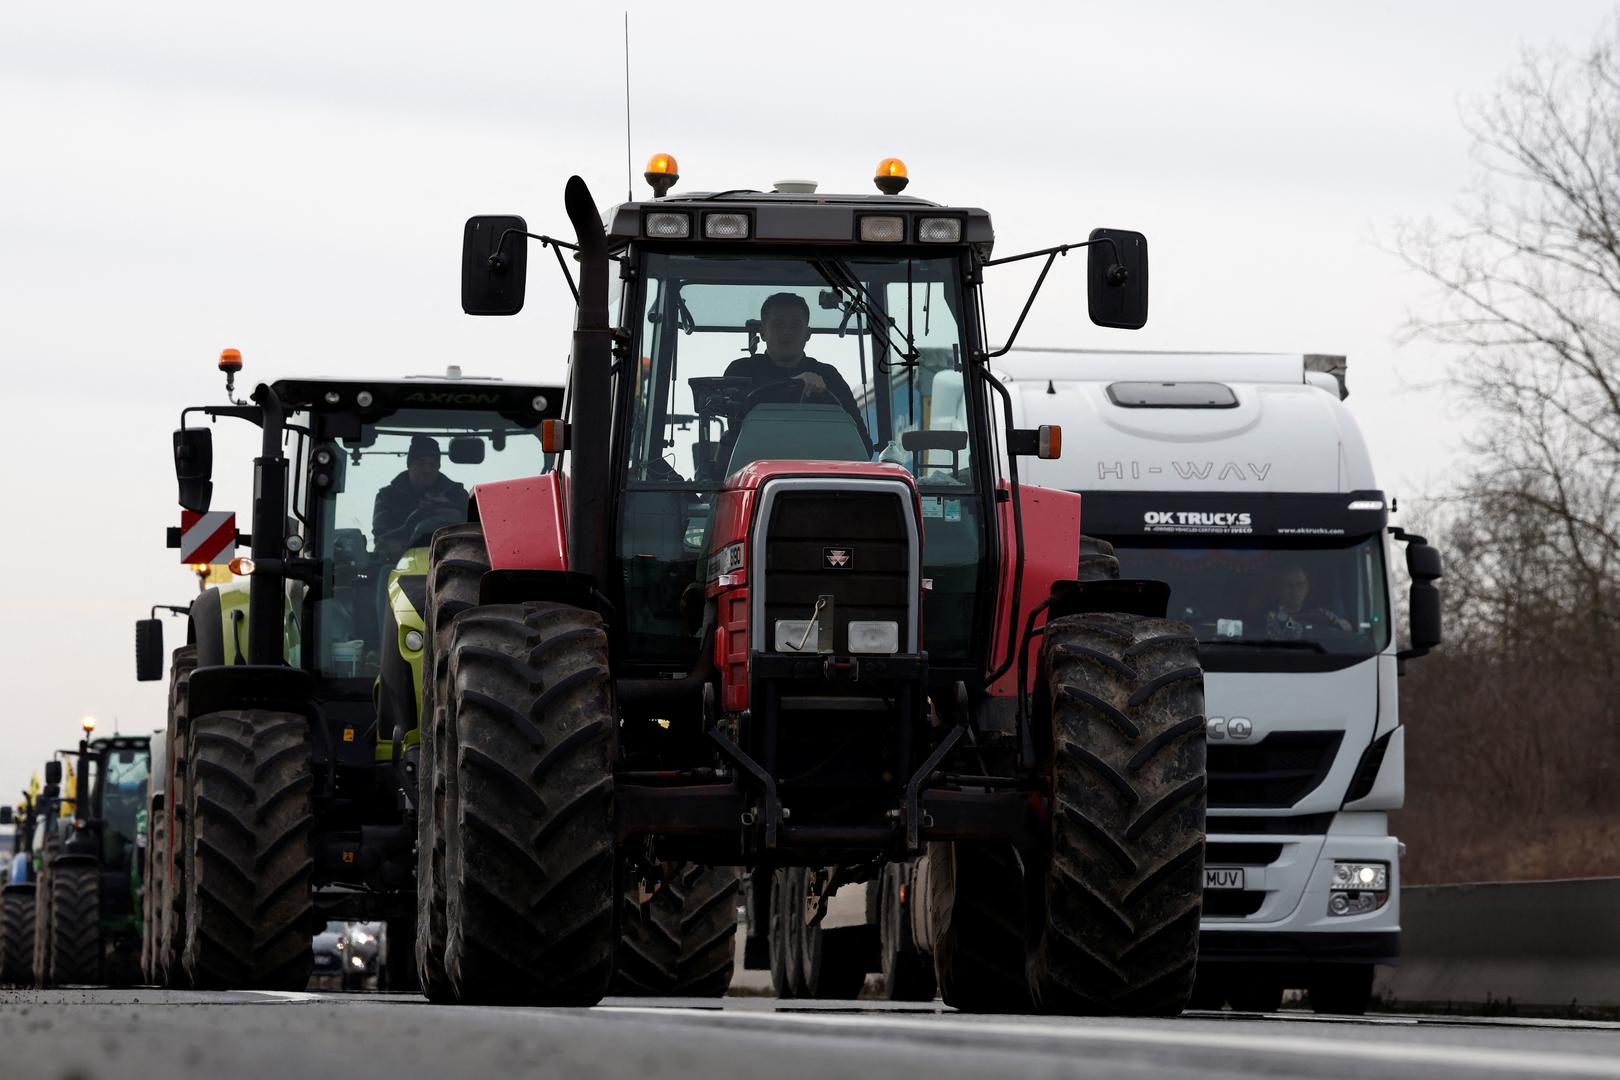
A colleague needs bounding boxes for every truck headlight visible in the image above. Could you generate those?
[1327,861,1390,916]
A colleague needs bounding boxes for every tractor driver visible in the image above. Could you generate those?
[372,435,469,560]
[723,292,871,448]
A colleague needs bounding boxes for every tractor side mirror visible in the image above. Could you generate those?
[1087,228,1148,330]
[135,619,165,682]
[448,436,486,465]
[174,427,214,513]
[44,761,62,787]
[462,215,528,316]
[0,806,12,826]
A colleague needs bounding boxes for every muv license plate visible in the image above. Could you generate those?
[1205,866,1246,890]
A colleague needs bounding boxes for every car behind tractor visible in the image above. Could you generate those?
[416,157,1208,1013]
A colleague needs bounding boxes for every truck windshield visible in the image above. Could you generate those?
[619,250,985,665]
[1109,535,1391,658]
[311,406,548,679]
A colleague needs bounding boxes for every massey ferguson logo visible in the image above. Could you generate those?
[823,547,852,569]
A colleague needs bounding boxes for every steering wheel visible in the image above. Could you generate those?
[743,377,812,409]
[397,504,466,551]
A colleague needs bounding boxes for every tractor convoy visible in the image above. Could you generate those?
[4,156,1435,1013]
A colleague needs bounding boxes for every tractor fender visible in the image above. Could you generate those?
[190,583,252,668]
[186,665,315,721]
[989,482,1080,698]
[471,473,569,572]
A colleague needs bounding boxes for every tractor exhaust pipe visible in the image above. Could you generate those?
[563,175,613,592]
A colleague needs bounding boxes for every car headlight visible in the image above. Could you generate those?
[1327,861,1390,916]
[350,954,366,968]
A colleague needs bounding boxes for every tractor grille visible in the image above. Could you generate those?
[1206,732,1343,808]
[762,489,912,654]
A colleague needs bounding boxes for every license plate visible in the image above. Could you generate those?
[1205,866,1246,890]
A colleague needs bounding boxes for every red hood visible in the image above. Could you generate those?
[723,459,916,492]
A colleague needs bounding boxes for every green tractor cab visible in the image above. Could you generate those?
[135,365,563,991]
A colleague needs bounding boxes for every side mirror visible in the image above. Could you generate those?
[135,619,165,682]
[1406,542,1442,582]
[174,427,214,513]
[448,436,486,465]
[1408,579,1442,653]
[0,806,12,826]
[1087,228,1148,330]
[1398,535,1443,657]
[44,761,62,787]
[462,215,528,316]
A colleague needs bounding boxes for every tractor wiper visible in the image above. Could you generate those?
[810,257,919,367]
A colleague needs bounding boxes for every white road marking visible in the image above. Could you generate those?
[598,1006,1620,1077]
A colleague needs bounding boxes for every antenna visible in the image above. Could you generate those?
[624,12,633,202]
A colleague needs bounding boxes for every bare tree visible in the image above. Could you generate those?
[1397,23,1620,661]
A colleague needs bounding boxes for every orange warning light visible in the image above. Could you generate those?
[874,157,909,195]
[218,348,243,372]
[644,153,680,198]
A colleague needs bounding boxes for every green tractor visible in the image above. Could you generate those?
[32,729,152,987]
[135,356,562,991]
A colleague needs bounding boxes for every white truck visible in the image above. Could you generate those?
[745,348,1442,1013]
[997,348,1442,1013]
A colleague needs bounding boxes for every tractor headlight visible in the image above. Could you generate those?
[644,212,691,239]
[858,215,905,242]
[848,620,899,654]
[403,629,424,653]
[916,217,963,243]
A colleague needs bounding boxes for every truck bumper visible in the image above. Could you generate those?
[1200,817,1400,969]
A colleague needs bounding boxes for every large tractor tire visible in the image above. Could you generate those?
[416,523,488,1003]
[768,867,806,998]
[33,832,60,986]
[442,602,617,1005]
[1027,612,1206,1016]
[0,886,36,986]
[800,911,868,999]
[46,858,101,986]
[158,645,197,988]
[142,792,165,984]
[182,710,316,990]
[612,863,741,997]
[878,861,936,1001]
[928,840,1031,1012]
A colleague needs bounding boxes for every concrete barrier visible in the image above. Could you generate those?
[1379,877,1620,1013]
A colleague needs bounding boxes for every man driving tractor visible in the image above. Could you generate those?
[372,435,469,559]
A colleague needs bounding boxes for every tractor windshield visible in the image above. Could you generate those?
[309,405,548,680]
[619,251,988,665]
[97,746,149,854]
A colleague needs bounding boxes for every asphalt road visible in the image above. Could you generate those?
[3,991,1619,1080]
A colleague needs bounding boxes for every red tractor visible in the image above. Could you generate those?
[417,158,1207,1013]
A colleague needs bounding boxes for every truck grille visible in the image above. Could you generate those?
[763,489,912,654]
[1206,731,1343,808]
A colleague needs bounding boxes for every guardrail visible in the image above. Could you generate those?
[1378,877,1620,1013]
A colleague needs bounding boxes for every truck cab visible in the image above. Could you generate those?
[1000,348,1442,1013]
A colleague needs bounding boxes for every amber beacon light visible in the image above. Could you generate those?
[874,157,909,195]
[644,153,679,198]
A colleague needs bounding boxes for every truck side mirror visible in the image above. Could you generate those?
[174,427,214,513]
[135,619,165,682]
[1399,535,1443,657]
[44,761,62,787]
[1087,228,1148,330]
[462,215,528,316]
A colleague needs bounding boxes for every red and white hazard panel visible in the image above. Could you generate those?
[179,510,236,565]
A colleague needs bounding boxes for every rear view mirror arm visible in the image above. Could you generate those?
[984,237,1123,358]
[492,229,580,305]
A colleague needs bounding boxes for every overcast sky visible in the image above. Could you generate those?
[1,1,1612,797]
